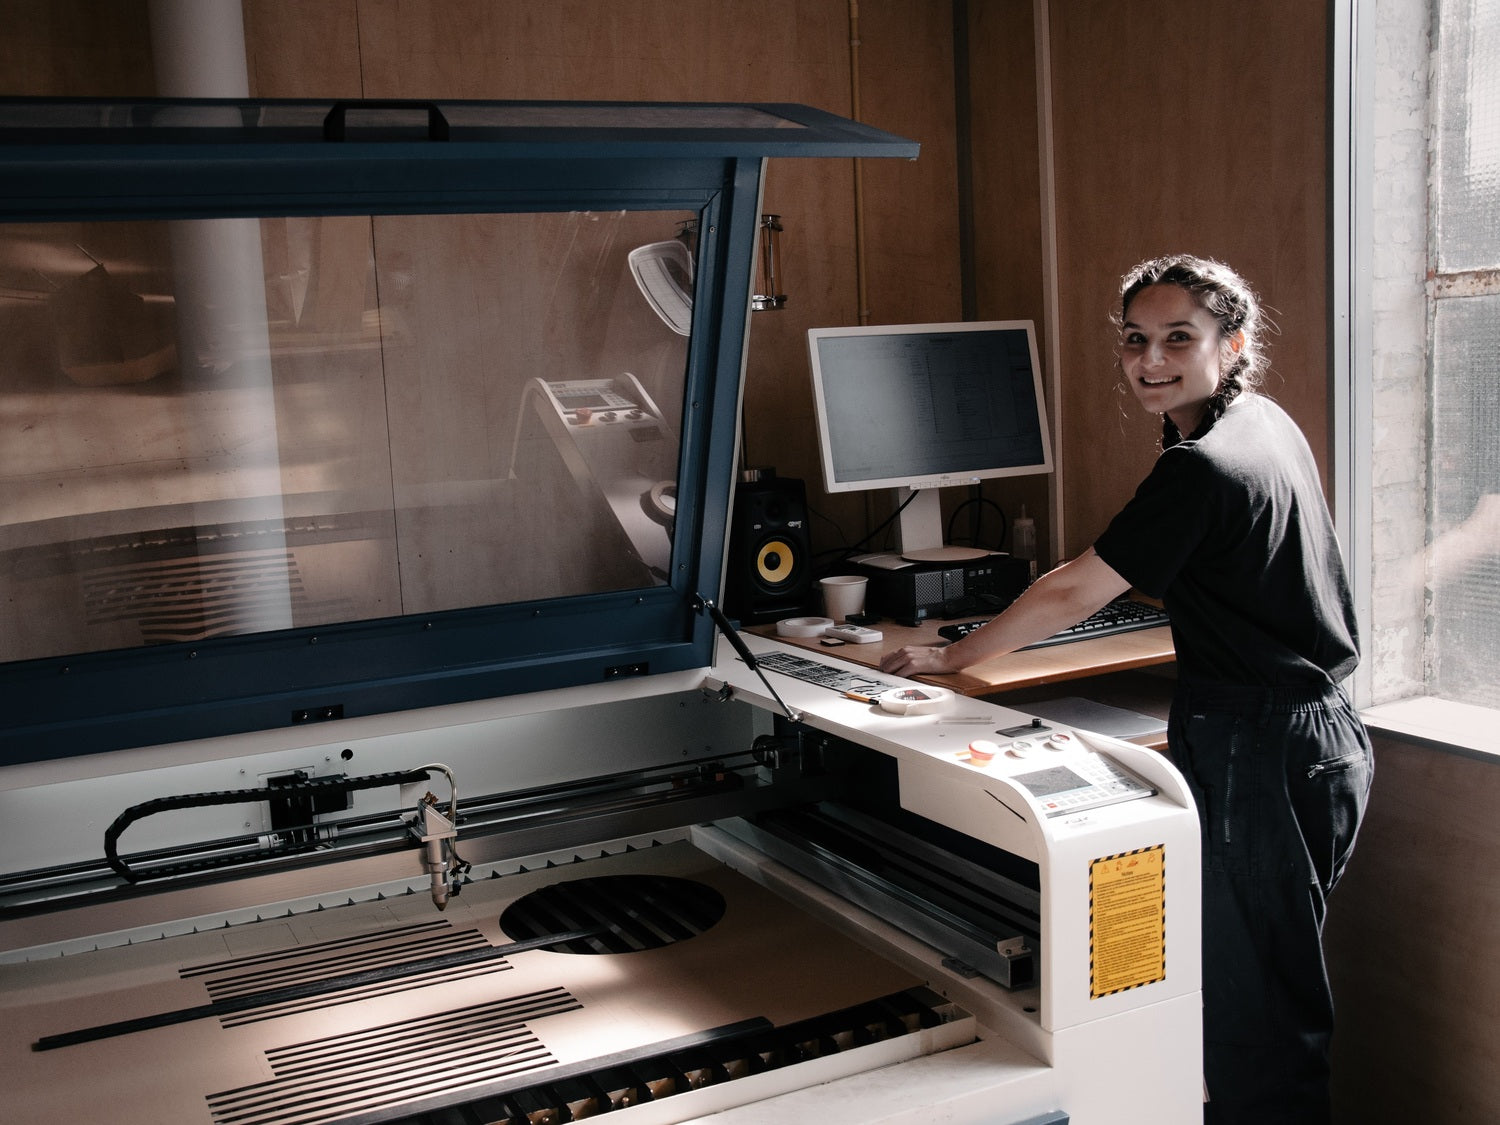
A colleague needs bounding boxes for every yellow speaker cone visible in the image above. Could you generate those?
[756,538,796,584]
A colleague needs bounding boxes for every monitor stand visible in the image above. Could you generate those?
[895,486,991,563]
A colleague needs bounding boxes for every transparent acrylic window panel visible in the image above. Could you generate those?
[1435,0,1500,271]
[1430,294,1500,709]
[0,211,692,663]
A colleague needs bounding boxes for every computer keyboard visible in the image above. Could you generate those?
[937,598,1170,649]
[753,650,902,697]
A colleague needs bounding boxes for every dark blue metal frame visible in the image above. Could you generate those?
[0,98,917,766]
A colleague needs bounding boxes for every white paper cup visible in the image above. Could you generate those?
[819,575,868,623]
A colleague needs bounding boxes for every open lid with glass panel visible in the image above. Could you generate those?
[0,98,918,765]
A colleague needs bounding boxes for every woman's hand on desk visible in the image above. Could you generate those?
[880,643,962,677]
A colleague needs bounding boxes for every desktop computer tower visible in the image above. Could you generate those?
[857,553,1030,626]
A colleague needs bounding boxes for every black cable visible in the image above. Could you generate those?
[944,496,1009,552]
[103,769,433,883]
[808,488,920,577]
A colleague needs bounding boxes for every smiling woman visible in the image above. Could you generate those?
[1095,255,1370,1125]
[1114,254,1269,447]
[882,253,1372,1124]
[1119,283,1234,434]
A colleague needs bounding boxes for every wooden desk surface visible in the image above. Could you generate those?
[750,618,1175,696]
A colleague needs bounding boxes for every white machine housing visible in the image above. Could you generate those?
[0,632,1201,1125]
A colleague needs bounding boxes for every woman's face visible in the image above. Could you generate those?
[1118,283,1231,436]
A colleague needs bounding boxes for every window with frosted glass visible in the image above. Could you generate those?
[1429,0,1500,707]
[0,210,694,664]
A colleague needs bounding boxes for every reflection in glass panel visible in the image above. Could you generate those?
[0,210,695,664]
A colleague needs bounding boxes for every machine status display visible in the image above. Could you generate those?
[1014,753,1157,816]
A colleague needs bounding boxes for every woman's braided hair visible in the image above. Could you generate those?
[1114,254,1269,447]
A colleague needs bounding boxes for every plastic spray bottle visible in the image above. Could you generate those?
[1012,505,1037,582]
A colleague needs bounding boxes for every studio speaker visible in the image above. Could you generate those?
[724,475,813,625]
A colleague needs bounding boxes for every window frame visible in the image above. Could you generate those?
[1340,0,1500,757]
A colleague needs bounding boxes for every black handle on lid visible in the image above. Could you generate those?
[323,100,450,142]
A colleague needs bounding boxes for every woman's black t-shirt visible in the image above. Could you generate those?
[1093,394,1359,686]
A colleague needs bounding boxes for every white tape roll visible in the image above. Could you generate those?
[775,616,834,638]
[877,686,956,715]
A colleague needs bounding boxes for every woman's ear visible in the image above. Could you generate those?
[1229,330,1245,354]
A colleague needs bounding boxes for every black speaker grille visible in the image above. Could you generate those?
[725,477,813,623]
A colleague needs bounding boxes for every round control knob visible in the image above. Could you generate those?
[1007,740,1034,759]
[1045,731,1075,751]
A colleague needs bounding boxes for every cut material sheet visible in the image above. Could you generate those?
[1021,696,1167,741]
[1,841,933,1125]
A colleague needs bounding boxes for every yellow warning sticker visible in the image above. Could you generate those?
[1090,844,1166,998]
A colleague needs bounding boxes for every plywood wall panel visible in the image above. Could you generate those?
[1325,736,1500,1123]
[243,0,363,99]
[849,1,962,326]
[351,0,849,105]
[787,0,957,559]
[1046,0,1329,557]
[0,0,153,96]
[964,0,1050,559]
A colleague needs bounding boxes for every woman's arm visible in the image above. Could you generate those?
[877,548,1132,677]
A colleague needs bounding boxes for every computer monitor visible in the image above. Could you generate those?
[807,320,1052,561]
